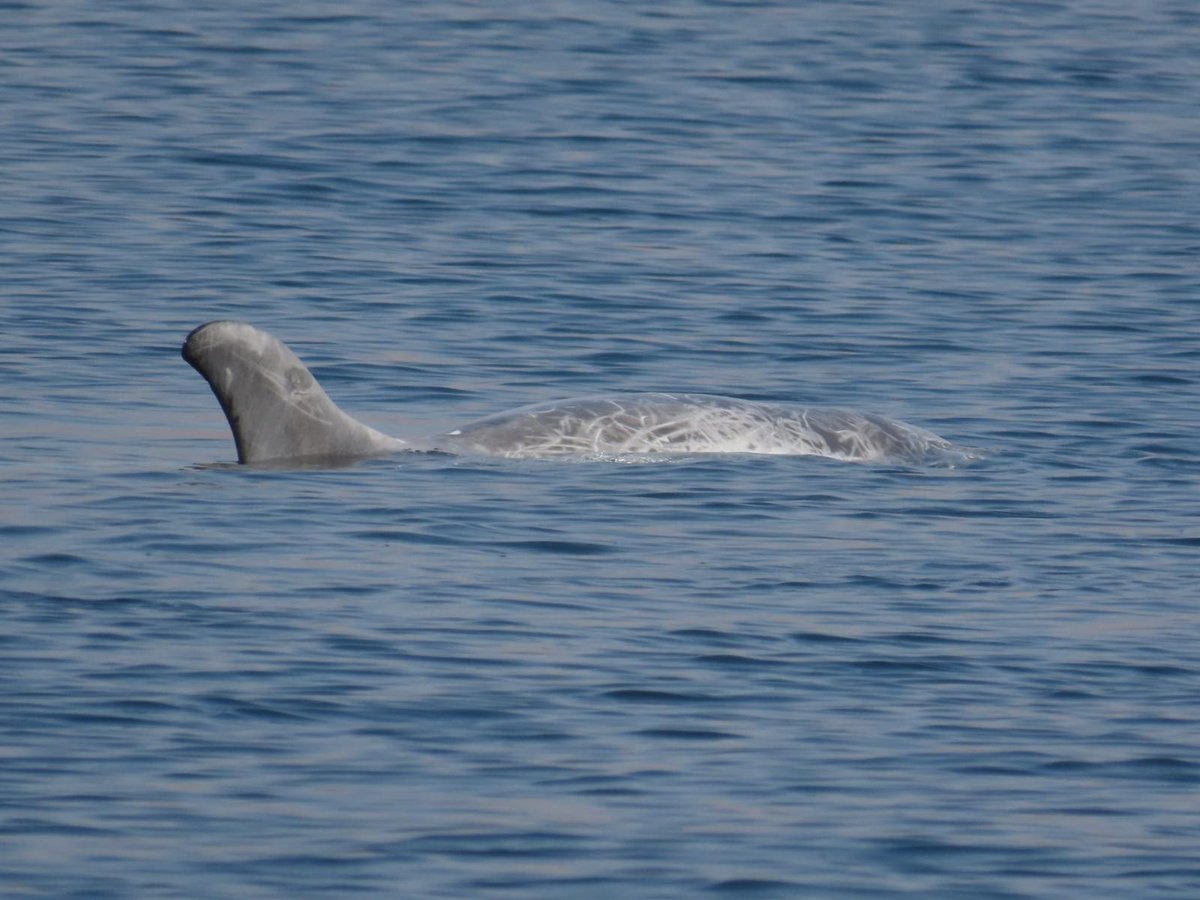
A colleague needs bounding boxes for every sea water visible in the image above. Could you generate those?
[2,1,1198,896]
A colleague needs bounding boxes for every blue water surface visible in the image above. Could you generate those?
[2,1,1198,897]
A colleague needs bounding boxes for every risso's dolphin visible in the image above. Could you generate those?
[182,321,962,466]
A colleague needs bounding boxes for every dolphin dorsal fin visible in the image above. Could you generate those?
[182,321,403,464]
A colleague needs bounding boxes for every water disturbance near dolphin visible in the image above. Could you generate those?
[182,321,970,466]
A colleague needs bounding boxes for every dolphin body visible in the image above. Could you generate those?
[182,321,957,466]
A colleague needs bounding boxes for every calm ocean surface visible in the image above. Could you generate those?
[2,1,1198,896]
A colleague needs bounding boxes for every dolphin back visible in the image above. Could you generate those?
[436,393,957,463]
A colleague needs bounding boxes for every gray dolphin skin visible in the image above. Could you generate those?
[182,321,405,464]
[183,321,956,465]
